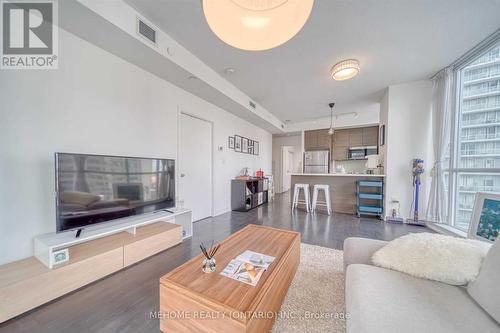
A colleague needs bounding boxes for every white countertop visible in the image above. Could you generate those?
[291,173,385,177]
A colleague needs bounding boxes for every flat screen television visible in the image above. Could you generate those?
[55,153,175,233]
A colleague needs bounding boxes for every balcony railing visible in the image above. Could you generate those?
[461,118,500,126]
[463,86,500,97]
[460,133,500,141]
[464,71,500,82]
[460,149,500,156]
[462,105,500,113]
[459,185,500,192]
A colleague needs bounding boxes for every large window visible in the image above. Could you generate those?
[447,42,500,231]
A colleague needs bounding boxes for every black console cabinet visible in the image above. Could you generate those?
[231,178,269,212]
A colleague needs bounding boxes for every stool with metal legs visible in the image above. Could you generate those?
[312,184,332,215]
[292,183,311,212]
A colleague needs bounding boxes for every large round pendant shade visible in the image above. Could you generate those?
[202,0,314,51]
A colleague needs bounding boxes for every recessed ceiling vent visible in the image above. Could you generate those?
[249,101,256,109]
[137,18,157,45]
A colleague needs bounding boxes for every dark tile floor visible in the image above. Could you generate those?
[0,192,430,333]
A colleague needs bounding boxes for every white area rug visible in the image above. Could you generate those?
[271,243,346,333]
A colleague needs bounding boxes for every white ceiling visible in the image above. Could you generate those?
[126,0,500,122]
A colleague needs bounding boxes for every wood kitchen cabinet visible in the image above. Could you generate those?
[304,130,317,150]
[334,129,349,146]
[333,146,349,161]
[332,126,379,161]
[304,129,331,150]
[348,128,363,147]
[362,126,379,146]
[316,129,331,149]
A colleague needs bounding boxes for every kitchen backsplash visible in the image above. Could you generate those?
[332,160,367,173]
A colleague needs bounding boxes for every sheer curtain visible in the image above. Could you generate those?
[426,67,454,223]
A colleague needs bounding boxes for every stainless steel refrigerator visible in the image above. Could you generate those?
[303,150,329,173]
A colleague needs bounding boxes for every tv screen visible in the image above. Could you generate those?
[55,153,175,233]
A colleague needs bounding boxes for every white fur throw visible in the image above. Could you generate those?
[372,233,491,285]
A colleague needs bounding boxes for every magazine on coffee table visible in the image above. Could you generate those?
[220,250,275,286]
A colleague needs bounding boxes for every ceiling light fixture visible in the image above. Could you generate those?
[202,0,314,51]
[331,59,360,81]
[328,102,335,135]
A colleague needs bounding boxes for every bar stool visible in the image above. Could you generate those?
[292,183,311,212]
[312,184,332,215]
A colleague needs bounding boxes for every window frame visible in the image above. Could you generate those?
[445,39,500,231]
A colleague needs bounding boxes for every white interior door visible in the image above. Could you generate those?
[178,113,212,222]
[281,146,294,192]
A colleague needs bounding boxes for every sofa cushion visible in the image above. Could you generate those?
[371,233,490,285]
[468,238,500,324]
[346,264,500,333]
[343,237,387,271]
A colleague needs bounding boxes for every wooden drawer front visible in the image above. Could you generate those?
[160,285,246,333]
[124,227,182,267]
[247,237,300,333]
[0,248,123,322]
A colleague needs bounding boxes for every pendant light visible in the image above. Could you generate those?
[328,102,335,135]
[202,0,314,51]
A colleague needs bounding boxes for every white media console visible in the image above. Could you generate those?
[34,208,192,268]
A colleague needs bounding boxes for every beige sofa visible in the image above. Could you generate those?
[343,237,500,333]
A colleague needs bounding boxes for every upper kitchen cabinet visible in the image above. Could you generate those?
[316,129,331,149]
[334,129,349,146]
[362,126,379,146]
[304,129,331,150]
[348,128,363,147]
[304,130,317,150]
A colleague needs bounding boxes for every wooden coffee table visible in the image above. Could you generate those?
[159,225,300,333]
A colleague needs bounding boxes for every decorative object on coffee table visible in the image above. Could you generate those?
[200,242,220,273]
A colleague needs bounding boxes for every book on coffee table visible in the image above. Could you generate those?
[220,250,275,286]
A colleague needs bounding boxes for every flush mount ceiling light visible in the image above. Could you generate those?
[202,0,314,51]
[331,59,360,81]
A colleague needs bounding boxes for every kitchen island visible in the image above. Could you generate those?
[290,173,385,215]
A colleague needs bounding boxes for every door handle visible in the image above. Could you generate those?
[180,173,186,178]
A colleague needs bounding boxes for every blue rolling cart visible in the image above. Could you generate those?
[356,180,384,219]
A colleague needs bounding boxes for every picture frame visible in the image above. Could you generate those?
[379,125,385,146]
[242,137,249,154]
[228,136,235,149]
[234,135,242,152]
[254,141,259,155]
[468,192,500,243]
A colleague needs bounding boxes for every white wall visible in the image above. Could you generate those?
[272,134,303,193]
[0,29,271,265]
[381,80,434,219]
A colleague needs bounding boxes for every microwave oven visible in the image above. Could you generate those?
[348,146,378,160]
